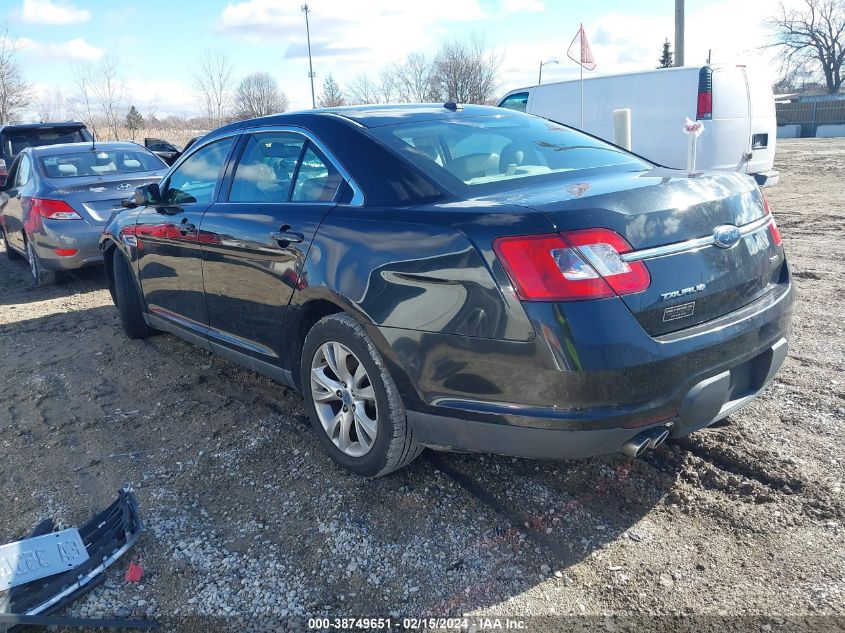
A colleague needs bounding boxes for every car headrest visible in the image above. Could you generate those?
[123,159,141,169]
[58,164,78,176]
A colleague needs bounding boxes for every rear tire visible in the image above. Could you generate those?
[112,249,153,339]
[4,231,23,260]
[26,238,55,287]
[301,313,422,477]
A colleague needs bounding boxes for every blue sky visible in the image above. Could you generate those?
[6,0,783,117]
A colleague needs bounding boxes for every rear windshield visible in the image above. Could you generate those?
[1,127,91,157]
[369,114,649,191]
[39,149,164,178]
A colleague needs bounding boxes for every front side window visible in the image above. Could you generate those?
[16,155,31,187]
[229,132,305,202]
[39,149,164,178]
[165,136,235,205]
[370,114,650,191]
[498,92,529,112]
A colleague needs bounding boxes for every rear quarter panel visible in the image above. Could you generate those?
[294,204,550,343]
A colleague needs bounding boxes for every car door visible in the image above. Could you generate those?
[135,134,238,341]
[198,129,347,368]
[1,153,31,253]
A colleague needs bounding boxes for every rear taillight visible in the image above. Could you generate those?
[31,198,82,220]
[0,159,6,186]
[763,196,782,246]
[696,67,712,120]
[493,229,650,301]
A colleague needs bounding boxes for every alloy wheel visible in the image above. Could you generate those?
[310,341,378,457]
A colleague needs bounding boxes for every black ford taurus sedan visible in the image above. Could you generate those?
[100,104,793,476]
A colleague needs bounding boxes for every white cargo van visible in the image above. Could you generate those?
[498,65,779,186]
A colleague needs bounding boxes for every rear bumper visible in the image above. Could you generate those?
[408,336,788,459]
[392,275,794,460]
[31,220,103,270]
[752,170,780,187]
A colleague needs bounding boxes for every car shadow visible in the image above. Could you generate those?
[0,240,107,307]
[0,256,679,621]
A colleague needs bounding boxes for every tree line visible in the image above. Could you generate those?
[0,0,842,131]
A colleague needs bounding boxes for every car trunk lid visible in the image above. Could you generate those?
[486,168,784,335]
[46,173,163,225]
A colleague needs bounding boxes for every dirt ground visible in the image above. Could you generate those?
[0,138,843,632]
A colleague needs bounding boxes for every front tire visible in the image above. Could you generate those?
[26,238,55,287]
[112,249,153,339]
[301,313,422,477]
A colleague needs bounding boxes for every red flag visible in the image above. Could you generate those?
[567,23,596,70]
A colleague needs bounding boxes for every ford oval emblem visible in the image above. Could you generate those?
[713,224,741,249]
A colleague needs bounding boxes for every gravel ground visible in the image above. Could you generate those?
[0,138,843,632]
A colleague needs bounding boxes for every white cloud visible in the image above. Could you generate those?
[500,0,544,13]
[19,37,104,61]
[497,0,787,95]
[20,0,91,25]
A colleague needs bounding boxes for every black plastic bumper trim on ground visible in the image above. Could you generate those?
[0,488,147,632]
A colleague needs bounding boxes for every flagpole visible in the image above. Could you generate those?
[580,62,583,129]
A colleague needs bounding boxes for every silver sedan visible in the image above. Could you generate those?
[0,141,167,286]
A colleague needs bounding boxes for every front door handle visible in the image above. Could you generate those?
[270,227,304,245]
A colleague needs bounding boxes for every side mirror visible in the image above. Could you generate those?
[134,183,161,207]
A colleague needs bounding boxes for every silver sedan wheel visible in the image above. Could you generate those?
[310,341,378,457]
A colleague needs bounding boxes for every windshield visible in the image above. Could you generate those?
[39,148,164,178]
[370,114,650,191]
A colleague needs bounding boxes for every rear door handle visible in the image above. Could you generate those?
[179,222,197,235]
[270,228,304,245]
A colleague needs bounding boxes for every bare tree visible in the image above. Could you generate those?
[36,90,67,122]
[317,74,346,107]
[391,52,438,103]
[194,49,234,127]
[768,0,845,94]
[345,73,385,105]
[0,23,32,124]
[431,36,501,104]
[74,57,126,140]
[233,72,288,119]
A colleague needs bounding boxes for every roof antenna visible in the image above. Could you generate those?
[91,130,96,151]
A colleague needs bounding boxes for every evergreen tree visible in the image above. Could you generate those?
[125,105,144,140]
[317,74,346,108]
[658,39,674,68]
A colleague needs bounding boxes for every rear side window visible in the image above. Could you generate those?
[165,136,235,205]
[229,132,305,202]
[291,146,342,202]
[498,92,529,112]
[1,127,90,158]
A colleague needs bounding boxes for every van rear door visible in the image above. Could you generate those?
[744,68,777,179]
[702,66,751,172]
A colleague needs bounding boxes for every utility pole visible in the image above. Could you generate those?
[538,59,558,85]
[301,3,316,108]
[674,0,684,67]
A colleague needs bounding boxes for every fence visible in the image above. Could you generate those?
[775,96,845,138]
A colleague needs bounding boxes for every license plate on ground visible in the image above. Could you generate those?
[0,528,89,591]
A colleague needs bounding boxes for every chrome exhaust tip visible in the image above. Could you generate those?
[621,433,653,458]
[622,426,671,458]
